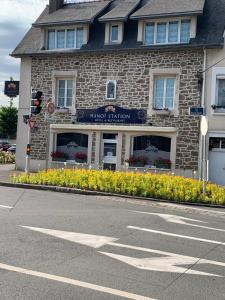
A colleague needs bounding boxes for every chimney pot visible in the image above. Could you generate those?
[49,0,64,14]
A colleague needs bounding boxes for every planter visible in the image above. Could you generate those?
[52,158,67,162]
[75,159,87,164]
[129,162,145,167]
[155,164,171,169]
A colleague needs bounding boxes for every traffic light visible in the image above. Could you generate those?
[26,144,32,156]
[31,91,43,115]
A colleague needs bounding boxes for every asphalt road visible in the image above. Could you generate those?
[1,186,225,300]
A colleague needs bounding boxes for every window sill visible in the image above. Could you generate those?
[55,107,70,114]
[152,109,172,115]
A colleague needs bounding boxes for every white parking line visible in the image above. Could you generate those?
[0,204,13,209]
[0,262,155,300]
[128,226,225,245]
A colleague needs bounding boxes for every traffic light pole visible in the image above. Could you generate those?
[25,126,31,174]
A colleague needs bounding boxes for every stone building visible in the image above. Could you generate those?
[12,0,225,175]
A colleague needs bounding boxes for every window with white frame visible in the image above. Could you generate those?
[110,24,119,42]
[153,77,175,110]
[215,76,225,108]
[47,28,84,50]
[106,80,116,100]
[145,19,190,45]
[57,79,74,107]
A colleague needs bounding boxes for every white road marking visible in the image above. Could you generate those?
[21,226,225,276]
[128,226,225,245]
[99,252,222,277]
[0,262,155,300]
[131,211,225,233]
[0,204,13,209]
[131,211,206,225]
[21,226,118,248]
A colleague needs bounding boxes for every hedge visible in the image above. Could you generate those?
[12,169,225,205]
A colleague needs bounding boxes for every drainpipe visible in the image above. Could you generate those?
[198,48,207,179]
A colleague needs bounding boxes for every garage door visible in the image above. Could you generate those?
[209,137,225,186]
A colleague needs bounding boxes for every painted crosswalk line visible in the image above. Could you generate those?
[0,262,155,300]
[131,211,225,232]
[21,226,225,277]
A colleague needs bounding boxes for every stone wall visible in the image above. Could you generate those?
[30,49,203,169]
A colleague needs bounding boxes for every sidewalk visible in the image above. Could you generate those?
[0,164,21,183]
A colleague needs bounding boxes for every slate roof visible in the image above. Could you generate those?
[33,1,111,26]
[131,0,206,19]
[98,0,140,22]
[11,0,225,57]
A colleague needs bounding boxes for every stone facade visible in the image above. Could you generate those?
[30,49,203,169]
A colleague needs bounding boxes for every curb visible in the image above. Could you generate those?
[0,181,225,209]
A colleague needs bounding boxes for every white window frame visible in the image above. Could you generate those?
[110,24,119,43]
[153,77,176,110]
[57,79,74,108]
[148,68,181,116]
[144,19,190,45]
[47,26,84,50]
[211,67,225,114]
[52,70,77,114]
[106,80,117,100]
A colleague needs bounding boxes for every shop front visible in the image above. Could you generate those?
[49,124,178,171]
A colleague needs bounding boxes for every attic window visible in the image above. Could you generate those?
[47,28,84,50]
[145,19,191,45]
[110,25,119,42]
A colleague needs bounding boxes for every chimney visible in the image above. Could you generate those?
[49,0,64,14]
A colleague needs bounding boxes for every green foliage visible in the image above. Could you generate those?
[13,169,225,205]
[0,106,18,138]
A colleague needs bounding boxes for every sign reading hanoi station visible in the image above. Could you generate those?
[77,105,147,124]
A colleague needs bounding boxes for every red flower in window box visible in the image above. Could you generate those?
[75,152,87,162]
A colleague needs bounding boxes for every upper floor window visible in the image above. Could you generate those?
[57,79,73,107]
[145,19,190,45]
[110,25,119,42]
[153,77,175,110]
[215,76,225,108]
[48,28,84,50]
[106,80,116,100]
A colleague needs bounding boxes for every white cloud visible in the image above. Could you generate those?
[0,0,48,106]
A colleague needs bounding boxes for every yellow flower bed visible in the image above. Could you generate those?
[13,169,225,205]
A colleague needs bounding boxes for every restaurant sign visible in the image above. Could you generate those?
[77,105,147,124]
[4,81,20,98]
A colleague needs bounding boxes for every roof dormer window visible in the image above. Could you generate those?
[104,22,123,44]
[144,19,191,45]
[110,25,119,42]
[47,27,84,50]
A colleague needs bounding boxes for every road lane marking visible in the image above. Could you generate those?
[131,211,206,225]
[0,204,13,209]
[21,226,118,248]
[128,226,225,245]
[21,226,225,276]
[99,252,222,277]
[0,262,155,300]
[131,211,225,233]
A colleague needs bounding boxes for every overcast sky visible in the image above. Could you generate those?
[0,0,48,106]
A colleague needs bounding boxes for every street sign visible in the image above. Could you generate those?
[47,102,55,115]
[189,107,205,116]
[28,117,36,129]
[4,80,20,98]
[200,116,208,136]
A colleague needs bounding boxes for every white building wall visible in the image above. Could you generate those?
[16,57,32,171]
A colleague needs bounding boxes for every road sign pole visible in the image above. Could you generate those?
[200,116,208,197]
[25,127,31,174]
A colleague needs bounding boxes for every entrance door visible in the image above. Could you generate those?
[102,134,117,170]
